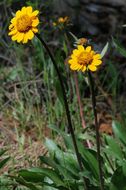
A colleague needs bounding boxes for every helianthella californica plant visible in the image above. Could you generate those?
[8,5,110,190]
[8,6,88,190]
[67,43,105,190]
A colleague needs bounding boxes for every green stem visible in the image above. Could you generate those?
[36,33,88,190]
[88,71,104,190]
[74,72,92,148]
[104,153,115,172]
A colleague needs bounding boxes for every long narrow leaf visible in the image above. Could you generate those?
[100,42,109,58]
[112,121,126,145]
[19,168,66,188]
[112,38,126,58]
[0,157,10,169]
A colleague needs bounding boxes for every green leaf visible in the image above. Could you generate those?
[40,155,78,181]
[45,139,79,175]
[69,32,78,42]
[111,166,126,190]
[112,121,126,145]
[8,67,20,80]
[112,38,126,58]
[48,125,74,150]
[43,185,58,190]
[78,142,99,180]
[39,156,58,169]
[104,135,123,160]
[0,157,10,169]
[54,78,64,105]
[122,161,126,177]
[14,176,40,190]
[109,183,118,190]
[19,168,65,187]
[100,42,109,58]
[63,41,68,56]
[48,124,63,134]
[45,138,60,153]
[18,169,44,183]
[0,149,7,157]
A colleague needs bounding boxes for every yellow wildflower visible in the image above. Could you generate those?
[76,38,88,46]
[58,16,69,24]
[8,6,39,43]
[68,45,102,72]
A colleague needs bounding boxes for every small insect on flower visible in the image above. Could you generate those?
[8,6,39,43]
[68,45,102,72]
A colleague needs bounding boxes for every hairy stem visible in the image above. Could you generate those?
[36,33,88,190]
[88,71,104,190]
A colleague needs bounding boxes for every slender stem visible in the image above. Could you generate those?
[74,72,86,129]
[74,72,92,148]
[36,33,88,190]
[88,71,104,190]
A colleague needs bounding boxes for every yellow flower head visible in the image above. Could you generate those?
[68,45,102,72]
[8,6,39,43]
[58,16,69,24]
[76,38,88,46]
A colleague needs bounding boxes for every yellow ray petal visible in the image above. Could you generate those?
[21,7,27,14]
[94,54,101,59]
[27,30,34,39]
[17,33,24,43]
[11,32,19,41]
[73,49,79,55]
[71,54,77,59]
[70,64,78,70]
[32,18,39,27]
[11,17,16,24]
[82,66,86,72]
[92,59,102,66]
[16,10,21,18]
[9,24,14,30]
[90,51,95,56]
[88,64,97,71]
[31,10,39,17]
[78,65,83,70]
[78,45,84,52]
[8,29,17,36]
[69,58,77,64]
[86,46,91,52]
[26,6,32,14]
[22,34,29,44]
[32,28,38,33]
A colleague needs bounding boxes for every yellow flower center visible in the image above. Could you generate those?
[16,15,32,32]
[78,52,93,65]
